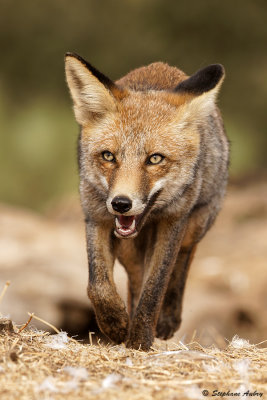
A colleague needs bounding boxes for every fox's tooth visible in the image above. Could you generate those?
[129,218,136,231]
[115,217,122,229]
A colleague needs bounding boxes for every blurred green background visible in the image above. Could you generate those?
[1,0,266,211]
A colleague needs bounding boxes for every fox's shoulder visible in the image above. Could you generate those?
[116,62,187,91]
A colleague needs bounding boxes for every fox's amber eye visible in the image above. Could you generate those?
[102,151,115,162]
[147,153,164,165]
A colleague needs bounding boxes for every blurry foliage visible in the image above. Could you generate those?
[0,96,78,210]
[0,0,266,210]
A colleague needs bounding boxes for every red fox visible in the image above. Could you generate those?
[65,53,229,350]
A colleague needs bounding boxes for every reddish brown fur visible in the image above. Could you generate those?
[116,62,187,90]
[65,54,229,350]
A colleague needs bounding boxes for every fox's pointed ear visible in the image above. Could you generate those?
[173,64,225,116]
[175,64,225,96]
[65,53,126,125]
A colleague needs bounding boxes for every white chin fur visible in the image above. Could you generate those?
[114,230,138,239]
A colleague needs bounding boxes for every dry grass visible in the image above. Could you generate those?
[0,316,266,400]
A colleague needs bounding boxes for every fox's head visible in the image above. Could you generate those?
[65,53,224,238]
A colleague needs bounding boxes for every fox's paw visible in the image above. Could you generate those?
[156,314,181,340]
[96,308,129,344]
[126,320,154,351]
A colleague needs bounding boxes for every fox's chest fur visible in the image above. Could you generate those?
[65,54,229,350]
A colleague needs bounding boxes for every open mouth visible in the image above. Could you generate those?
[115,215,139,238]
[113,190,162,239]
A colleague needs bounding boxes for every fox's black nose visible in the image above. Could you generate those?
[111,196,132,213]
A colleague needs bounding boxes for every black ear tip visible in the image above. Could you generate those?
[65,52,86,63]
[215,63,224,73]
[205,64,225,80]
[174,63,225,95]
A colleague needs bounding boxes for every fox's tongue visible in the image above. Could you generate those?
[119,215,135,228]
[115,215,136,237]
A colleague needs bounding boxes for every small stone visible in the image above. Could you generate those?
[0,318,14,334]
[9,351,18,362]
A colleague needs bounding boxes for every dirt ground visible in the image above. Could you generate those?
[0,181,267,399]
[0,320,266,400]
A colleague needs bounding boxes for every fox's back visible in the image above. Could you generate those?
[116,62,187,91]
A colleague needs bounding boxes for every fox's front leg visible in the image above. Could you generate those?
[86,221,129,343]
[156,245,197,340]
[156,202,220,339]
[126,218,186,350]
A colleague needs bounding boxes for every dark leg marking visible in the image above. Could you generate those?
[156,245,197,340]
